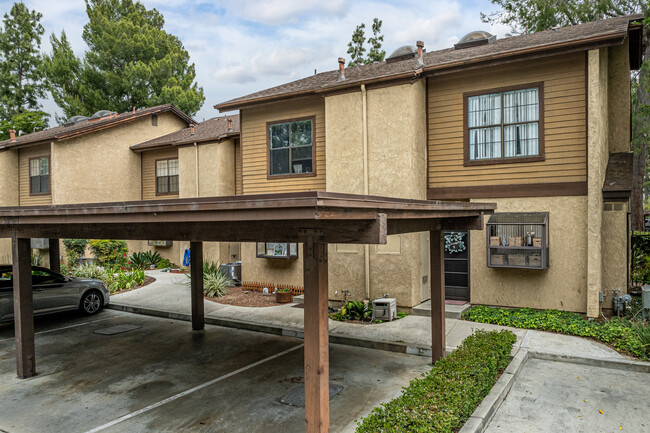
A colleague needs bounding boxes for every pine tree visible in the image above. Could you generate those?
[45,0,205,118]
[346,18,386,67]
[0,2,49,138]
[347,23,366,67]
[366,18,386,64]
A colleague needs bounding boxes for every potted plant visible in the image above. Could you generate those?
[275,288,293,303]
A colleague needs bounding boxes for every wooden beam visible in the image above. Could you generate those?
[13,237,35,378]
[303,239,329,433]
[440,215,484,231]
[430,227,446,363]
[190,242,204,331]
[48,239,60,274]
[0,218,388,245]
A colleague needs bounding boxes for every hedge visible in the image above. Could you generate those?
[464,305,646,359]
[355,330,516,433]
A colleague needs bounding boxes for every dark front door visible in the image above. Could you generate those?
[443,231,470,301]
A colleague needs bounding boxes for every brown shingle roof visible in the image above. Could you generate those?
[603,152,633,200]
[215,14,642,111]
[0,104,195,150]
[130,114,240,152]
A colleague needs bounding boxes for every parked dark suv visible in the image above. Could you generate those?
[0,265,110,322]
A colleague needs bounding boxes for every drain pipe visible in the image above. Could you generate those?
[362,84,370,301]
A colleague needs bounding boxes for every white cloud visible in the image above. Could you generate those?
[4,0,505,121]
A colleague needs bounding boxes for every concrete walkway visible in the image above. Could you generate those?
[111,270,627,361]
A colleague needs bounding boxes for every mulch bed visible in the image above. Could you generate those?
[207,286,284,307]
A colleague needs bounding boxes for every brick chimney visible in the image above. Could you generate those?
[337,57,346,81]
[227,118,233,131]
[189,124,195,135]
[9,129,16,142]
[416,41,424,60]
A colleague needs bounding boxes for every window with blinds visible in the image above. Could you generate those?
[466,84,542,163]
[29,157,50,194]
[156,158,179,194]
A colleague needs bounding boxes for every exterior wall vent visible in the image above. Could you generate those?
[386,45,419,63]
[454,31,496,50]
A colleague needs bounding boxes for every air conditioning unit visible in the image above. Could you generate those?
[372,298,397,322]
[30,238,49,250]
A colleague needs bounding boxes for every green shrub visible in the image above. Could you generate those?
[631,232,650,285]
[633,322,650,359]
[130,252,149,269]
[464,305,647,359]
[157,258,173,269]
[186,261,234,297]
[62,239,88,265]
[31,253,43,266]
[330,300,373,322]
[71,264,107,280]
[105,269,145,294]
[89,240,128,266]
[143,250,162,267]
[355,330,516,433]
[59,264,69,276]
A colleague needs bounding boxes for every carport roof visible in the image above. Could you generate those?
[0,191,495,244]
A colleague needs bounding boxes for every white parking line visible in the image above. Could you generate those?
[84,343,305,433]
[0,316,117,343]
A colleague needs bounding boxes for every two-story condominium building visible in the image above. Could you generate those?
[212,14,643,317]
[0,104,195,263]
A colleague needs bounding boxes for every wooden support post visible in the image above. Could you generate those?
[303,238,329,433]
[48,239,60,274]
[190,241,204,331]
[13,237,35,378]
[430,226,446,363]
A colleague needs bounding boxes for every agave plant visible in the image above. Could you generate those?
[186,261,234,297]
[143,250,162,267]
[129,252,149,269]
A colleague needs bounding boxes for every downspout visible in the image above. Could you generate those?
[362,84,370,301]
[194,142,199,197]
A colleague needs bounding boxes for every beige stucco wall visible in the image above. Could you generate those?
[587,48,609,317]
[471,196,589,313]
[241,242,303,286]
[608,40,631,154]
[324,80,428,308]
[601,202,629,307]
[178,139,238,266]
[0,149,19,261]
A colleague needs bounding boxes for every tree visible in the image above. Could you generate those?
[0,2,49,138]
[45,0,205,119]
[347,18,385,67]
[481,0,639,34]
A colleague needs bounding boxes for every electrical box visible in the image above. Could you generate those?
[372,298,397,322]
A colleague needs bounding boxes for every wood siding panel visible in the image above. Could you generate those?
[235,139,242,195]
[241,96,326,195]
[428,53,587,190]
[141,148,179,200]
[19,144,51,206]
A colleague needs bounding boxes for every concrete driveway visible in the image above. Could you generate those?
[0,309,430,433]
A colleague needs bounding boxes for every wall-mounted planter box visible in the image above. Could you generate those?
[486,212,549,270]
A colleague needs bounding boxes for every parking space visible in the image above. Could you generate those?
[0,310,430,433]
[485,357,650,432]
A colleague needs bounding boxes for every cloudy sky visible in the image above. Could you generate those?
[1,0,511,122]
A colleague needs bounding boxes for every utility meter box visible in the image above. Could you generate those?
[372,298,397,322]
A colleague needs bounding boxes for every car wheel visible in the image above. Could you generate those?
[80,290,103,315]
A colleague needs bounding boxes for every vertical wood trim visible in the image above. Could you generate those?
[13,237,35,378]
[303,239,329,433]
[430,225,446,363]
[48,239,60,274]
[190,241,204,331]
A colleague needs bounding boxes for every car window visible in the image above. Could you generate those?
[0,271,12,289]
[32,269,61,285]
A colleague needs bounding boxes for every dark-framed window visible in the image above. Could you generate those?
[464,83,544,166]
[156,158,179,195]
[268,117,314,177]
[29,156,50,195]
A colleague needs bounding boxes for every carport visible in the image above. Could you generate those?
[0,191,494,433]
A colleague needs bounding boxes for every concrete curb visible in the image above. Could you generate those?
[528,351,650,373]
[458,348,529,433]
[106,303,441,357]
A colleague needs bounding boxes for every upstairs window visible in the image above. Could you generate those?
[268,118,314,176]
[465,84,543,164]
[156,158,179,194]
[29,156,50,195]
